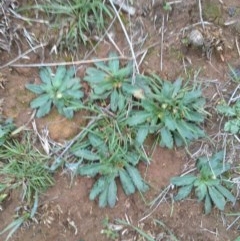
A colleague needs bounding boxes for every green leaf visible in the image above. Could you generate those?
[163,114,177,131]
[30,94,50,108]
[216,105,236,117]
[25,84,44,94]
[214,185,236,203]
[78,163,103,177]
[119,169,135,195]
[126,165,148,192]
[84,67,106,83]
[172,78,182,97]
[160,127,173,149]
[52,66,66,88]
[73,149,100,161]
[89,177,106,200]
[208,186,226,211]
[39,67,52,84]
[36,100,52,117]
[224,120,240,134]
[94,82,112,95]
[110,88,119,112]
[171,175,197,186]
[108,179,117,207]
[118,92,125,111]
[136,126,149,145]
[174,184,193,201]
[88,133,104,147]
[99,187,108,208]
[195,182,207,201]
[127,112,151,126]
[204,192,212,214]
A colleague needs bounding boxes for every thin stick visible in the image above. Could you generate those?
[235,37,240,58]
[1,55,131,69]
[108,0,139,74]
[198,0,205,29]
[160,15,165,71]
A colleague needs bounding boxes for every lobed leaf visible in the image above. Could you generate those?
[52,66,66,88]
[99,188,108,208]
[89,177,106,200]
[25,84,44,94]
[36,100,52,118]
[30,94,50,108]
[119,169,135,195]
[126,165,148,192]
[160,127,173,149]
[174,184,193,201]
[78,163,103,177]
[136,126,149,145]
[39,67,52,84]
[73,149,100,161]
[107,179,117,207]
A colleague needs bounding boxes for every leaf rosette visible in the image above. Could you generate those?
[26,66,84,118]
[171,151,236,214]
[128,75,206,148]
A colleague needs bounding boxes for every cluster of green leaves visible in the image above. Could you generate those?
[217,100,240,134]
[26,66,84,118]
[0,118,14,146]
[71,110,148,207]
[171,151,235,214]
[84,52,150,112]
[28,0,112,52]
[216,65,240,134]
[128,75,206,148]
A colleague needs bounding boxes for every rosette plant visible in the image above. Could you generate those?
[171,151,236,214]
[26,66,84,118]
[127,75,207,148]
[71,109,149,207]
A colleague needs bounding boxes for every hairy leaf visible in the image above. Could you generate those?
[160,127,173,149]
[195,182,207,201]
[73,149,100,161]
[126,165,148,192]
[99,188,108,208]
[108,179,117,207]
[78,163,103,177]
[36,100,52,117]
[89,177,106,200]
[119,169,135,195]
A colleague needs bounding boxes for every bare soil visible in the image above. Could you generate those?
[0,0,240,240]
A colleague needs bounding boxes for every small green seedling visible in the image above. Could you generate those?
[71,110,148,207]
[127,75,206,148]
[84,52,150,112]
[171,151,236,214]
[217,100,240,134]
[26,66,84,118]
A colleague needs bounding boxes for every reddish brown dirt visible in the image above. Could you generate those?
[1,0,240,240]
